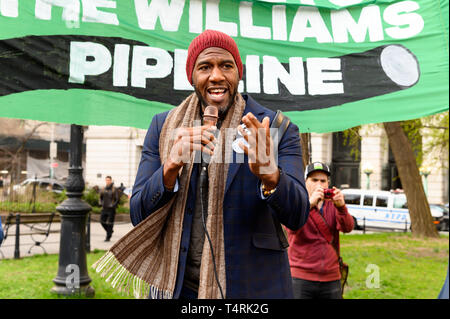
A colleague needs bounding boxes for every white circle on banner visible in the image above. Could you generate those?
[380,45,420,87]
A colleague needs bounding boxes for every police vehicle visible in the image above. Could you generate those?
[341,189,446,231]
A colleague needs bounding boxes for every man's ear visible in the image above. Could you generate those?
[191,72,196,87]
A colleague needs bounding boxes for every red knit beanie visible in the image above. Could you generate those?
[186,29,243,85]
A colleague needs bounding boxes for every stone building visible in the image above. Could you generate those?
[84,125,145,190]
[1,117,446,205]
[0,118,72,185]
[84,122,449,205]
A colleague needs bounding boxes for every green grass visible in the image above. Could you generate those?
[0,201,57,214]
[0,201,130,214]
[0,233,448,299]
[341,232,449,299]
[0,249,133,299]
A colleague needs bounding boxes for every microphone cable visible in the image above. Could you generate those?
[199,113,225,298]
[199,161,225,299]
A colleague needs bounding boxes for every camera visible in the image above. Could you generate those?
[323,188,334,199]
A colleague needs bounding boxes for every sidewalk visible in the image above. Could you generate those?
[0,221,134,259]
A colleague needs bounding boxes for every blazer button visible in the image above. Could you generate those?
[187,207,193,215]
[181,246,187,253]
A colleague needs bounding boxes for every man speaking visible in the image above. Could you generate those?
[96,30,309,299]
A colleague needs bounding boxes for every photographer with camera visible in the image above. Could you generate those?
[286,162,354,299]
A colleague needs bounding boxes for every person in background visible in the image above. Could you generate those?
[286,162,354,299]
[99,176,120,242]
[118,182,125,195]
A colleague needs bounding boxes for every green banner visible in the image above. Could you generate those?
[0,0,448,132]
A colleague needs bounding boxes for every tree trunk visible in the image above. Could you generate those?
[300,133,311,170]
[383,121,439,238]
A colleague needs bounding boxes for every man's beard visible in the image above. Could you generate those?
[194,86,237,120]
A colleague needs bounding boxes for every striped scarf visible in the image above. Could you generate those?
[92,92,245,299]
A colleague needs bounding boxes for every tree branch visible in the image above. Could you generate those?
[421,125,448,130]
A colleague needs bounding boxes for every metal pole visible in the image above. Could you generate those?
[423,174,429,197]
[86,212,91,253]
[51,125,94,297]
[31,175,37,214]
[14,213,20,259]
[365,173,371,190]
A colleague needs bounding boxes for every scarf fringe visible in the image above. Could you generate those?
[92,251,173,299]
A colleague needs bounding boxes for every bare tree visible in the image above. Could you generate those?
[0,121,48,201]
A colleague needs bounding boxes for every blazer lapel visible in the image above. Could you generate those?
[225,150,243,196]
[225,95,267,195]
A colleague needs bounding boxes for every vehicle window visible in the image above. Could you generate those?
[430,206,442,213]
[344,194,361,205]
[430,207,440,216]
[39,182,50,189]
[363,195,373,206]
[376,196,388,208]
[393,195,408,209]
[53,184,64,191]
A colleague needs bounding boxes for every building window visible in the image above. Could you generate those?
[331,132,361,189]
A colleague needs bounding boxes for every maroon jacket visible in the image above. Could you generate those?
[286,200,354,282]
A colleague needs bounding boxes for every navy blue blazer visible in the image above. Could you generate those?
[130,95,309,298]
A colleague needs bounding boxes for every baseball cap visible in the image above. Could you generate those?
[305,162,331,179]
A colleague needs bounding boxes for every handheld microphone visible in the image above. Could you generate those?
[201,105,219,166]
[200,104,218,193]
[203,105,218,126]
